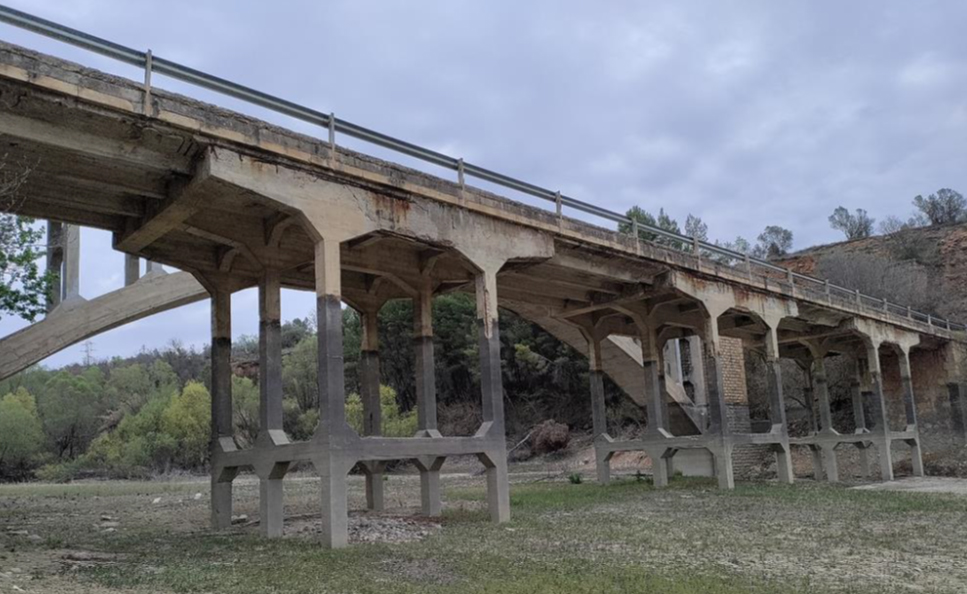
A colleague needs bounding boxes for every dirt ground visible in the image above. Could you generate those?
[1,461,967,594]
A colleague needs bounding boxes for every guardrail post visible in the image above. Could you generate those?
[907,305,912,319]
[824,279,831,304]
[882,298,888,312]
[855,289,861,305]
[458,158,465,189]
[692,236,700,260]
[555,191,562,218]
[744,253,753,281]
[786,269,794,293]
[927,314,933,327]
[142,49,152,116]
[328,112,336,153]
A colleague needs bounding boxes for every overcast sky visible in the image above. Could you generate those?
[1,1,966,367]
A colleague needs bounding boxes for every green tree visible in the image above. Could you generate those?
[232,376,260,447]
[755,225,793,259]
[161,381,211,469]
[345,385,417,437]
[0,159,54,321]
[36,371,102,459]
[0,388,44,478]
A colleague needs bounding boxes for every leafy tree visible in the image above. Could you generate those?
[232,376,260,446]
[283,332,318,413]
[684,214,708,241]
[755,225,793,259]
[161,381,211,469]
[345,385,416,437]
[0,158,54,322]
[913,188,966,225]
[618,206,684,248]
[36,371,102,459]
[828,207,875,240]
[0,388,44,478]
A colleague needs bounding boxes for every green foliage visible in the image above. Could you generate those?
[232,376,259,446]
[568,472,583,484]
[0,164,55,322]
[161,382,211,469]
[0,388,45,478]
[282,331,317,413]
[36,371,103,459]
[345,385,417,437]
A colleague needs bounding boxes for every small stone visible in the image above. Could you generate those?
[6,530,28,537]
[231,514,248,525]
[152,497,161,504]
[102,527,116,534]
[12,585,24,592]
[99,521,120,529]
[100,515,114,521]
[27,534,43,543]
[193,492,202,501]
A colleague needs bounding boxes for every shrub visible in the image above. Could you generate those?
[568,472,583,485]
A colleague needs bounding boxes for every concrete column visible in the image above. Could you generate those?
[145,260,165,275]
[801,368,824,480]
[764,327,793,484]
[703,319,734,490]
[257,269,285,538]
[866,345,894,481]
[850,361,872,478]
[949,383,967,445]
[475,268,510,523]
[46,221,63,311]
[359,309,384,511]
[124,254,140,286]
[210,289,234,529]
[640,326,671,487]
[414,278,444,517]
[587,334,610,485]
[63,224,81,301]
[897,349,924,477]
[811,356,839,483]
[684,335,707,409]
[314,237,350,548]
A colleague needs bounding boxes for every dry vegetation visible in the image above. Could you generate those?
[2,467,967,594]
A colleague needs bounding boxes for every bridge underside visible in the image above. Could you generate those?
[0,41,963,547]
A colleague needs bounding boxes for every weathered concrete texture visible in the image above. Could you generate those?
[1,39,966,551]
[0,271,207,381]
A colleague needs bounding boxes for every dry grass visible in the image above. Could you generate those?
[1,471,966,593]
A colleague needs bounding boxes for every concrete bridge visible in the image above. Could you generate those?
[1,27,966,549]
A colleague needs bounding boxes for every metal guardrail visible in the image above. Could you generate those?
[0,4,963,333]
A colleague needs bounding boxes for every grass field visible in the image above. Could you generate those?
[1,471,965,593]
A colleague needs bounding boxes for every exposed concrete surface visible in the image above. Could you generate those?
[851,477,967,495]
[0,272,206,380]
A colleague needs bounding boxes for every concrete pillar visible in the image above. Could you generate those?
[314,237,349,548]
[587,334,610,485]
[640,326,671,487]
[414,277,444,517]
[46,221,63,311]
[764,327,793,484]
[684,335,707,409]
[63,224,81,301]
[210,289,234,529]
[850,361,872,478]
[897,349,924,477]
[949,383,967,445]
[703,319,734,490]
[866,344,894,481]
[359,309,384,511]
[258,269,285,538]
[475,268,510,523]
[124,254,140,286]
[145,260,165,275]
[811,356,839,483]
